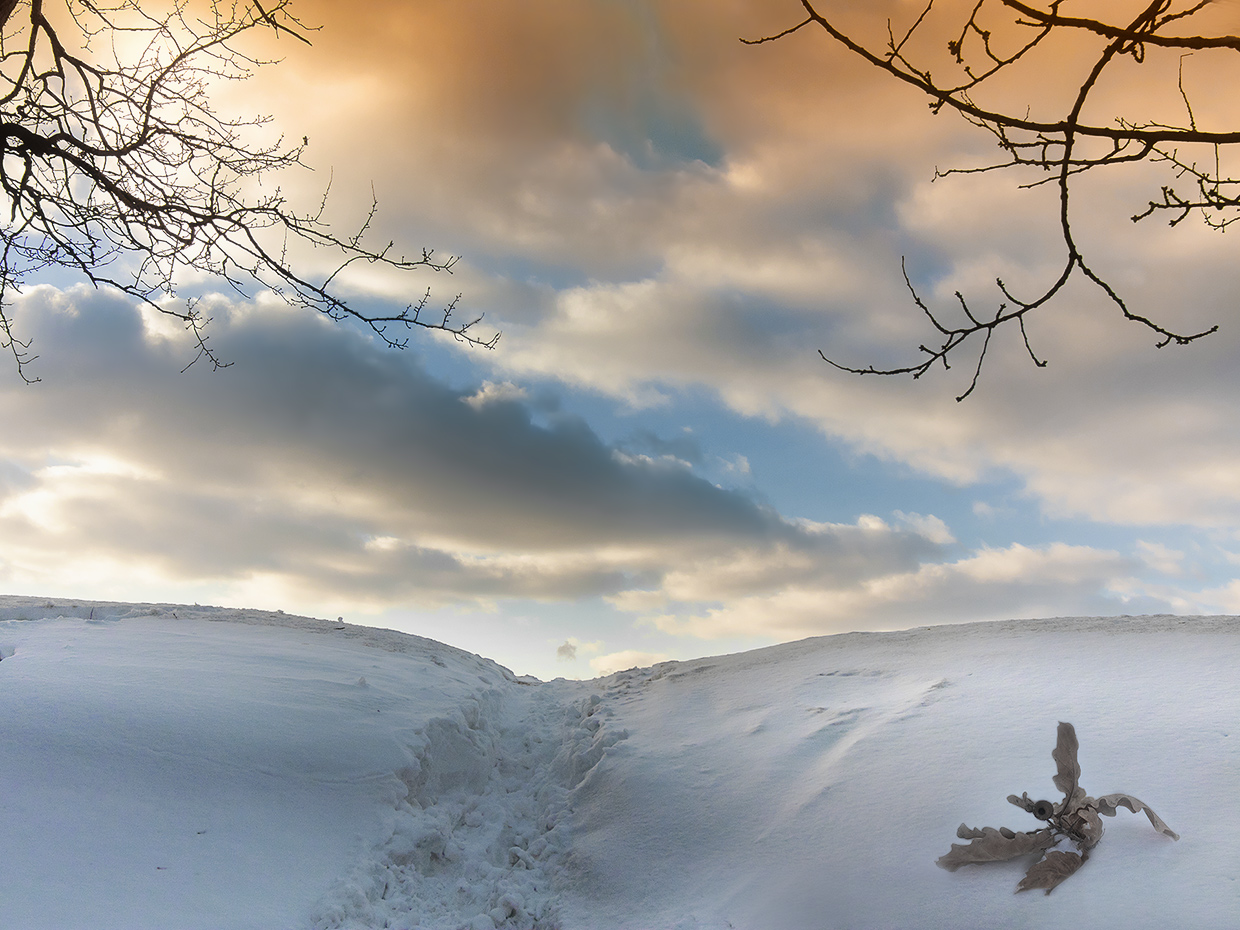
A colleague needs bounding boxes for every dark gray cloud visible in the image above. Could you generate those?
[0,286,945,608]
[4,289,760,545]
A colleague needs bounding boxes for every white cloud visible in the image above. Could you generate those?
[892,511,954,545]
[590,649,670,677]
[1135,541,1186,577]
[462,380,528,409]
[632,542,1150,641]
[1193,579,1240,613]
[972,501,999,519]
[717,453,750,477]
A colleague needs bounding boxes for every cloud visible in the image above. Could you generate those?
[972,501,1001,519]
[590,649,670,677]
[0,285,948,618]
[717,453,751,477]
[637,542,1156,641]
[555,640,577,661]
[218,0,1240,535]
[0,286,1219,646]
[462,380,528,409]
[1135,541,1186,577]
[893,511,955,546]
[3,0,1236,659]
[617,429,703,467]
[0,281,1214,640]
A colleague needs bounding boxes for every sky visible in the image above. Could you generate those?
[3,0,1240,680]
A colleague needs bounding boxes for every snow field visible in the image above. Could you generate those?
[560,617,1240,929]
[2,599,1238,929]
[0,600,595,930]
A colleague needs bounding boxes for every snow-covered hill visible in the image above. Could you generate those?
[1,596,1235,929]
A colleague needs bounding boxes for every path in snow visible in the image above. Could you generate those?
[0,598,611,930]
[310,679,627,930]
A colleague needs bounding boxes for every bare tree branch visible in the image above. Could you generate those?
[0,0,497,383]
[749,0,1236,398]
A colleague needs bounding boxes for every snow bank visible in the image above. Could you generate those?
[1,599,1236,929]
[564,615,1240,929]
[0,597,597,929]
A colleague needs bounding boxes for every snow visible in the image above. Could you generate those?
[1,597,1236,929]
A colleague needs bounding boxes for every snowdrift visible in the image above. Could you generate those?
[0,596,1235,929]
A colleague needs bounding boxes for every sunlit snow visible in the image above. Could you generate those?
[1,596,1235,929]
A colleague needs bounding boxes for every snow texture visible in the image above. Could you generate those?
[0,596,1236,929]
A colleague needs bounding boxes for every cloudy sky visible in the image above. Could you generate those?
[4,0,1240,679]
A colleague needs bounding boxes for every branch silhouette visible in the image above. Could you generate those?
[0,0,496,382]
[748,0,1232,399]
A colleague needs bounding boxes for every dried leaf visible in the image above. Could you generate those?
[942,722,1179,895]
[1052,721,1082,802]
[1007,792,1033,812]
[1017,849,1086,895]
[1095,793,1180,841]
[1070,804,1105,849]
[936,827,1055,871]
